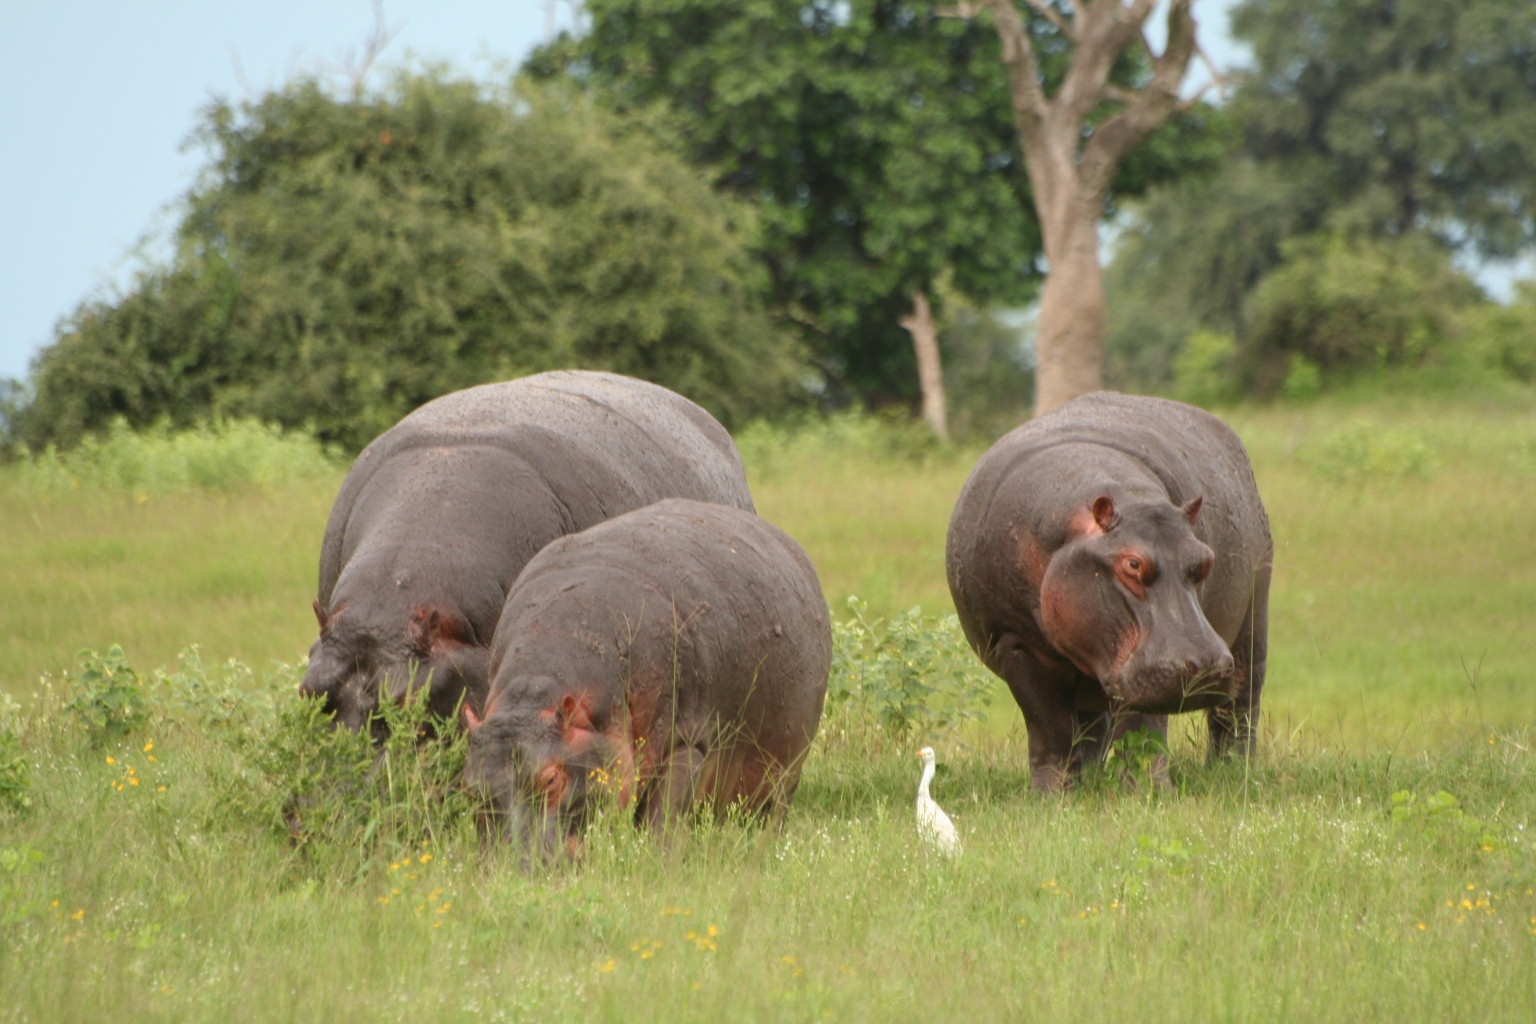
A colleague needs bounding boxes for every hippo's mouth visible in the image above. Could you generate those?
[1101,668,1234,714]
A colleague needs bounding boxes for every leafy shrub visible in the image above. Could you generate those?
[1460,281,1536,384]
[826,597,993,741]
[1303,420,1432,482]
[9,417,337,496]
[1389,789,1503,856]
[62,645,147,741]
[735,411,946,482]
[0,695,28,814]
[148,645,279,731]
[224,683,473,863]
[1243,233,1483,390]
[1172,330,1240,406]
[1281,355,1323,402]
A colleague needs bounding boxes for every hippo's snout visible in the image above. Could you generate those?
[1105,647,1235,713]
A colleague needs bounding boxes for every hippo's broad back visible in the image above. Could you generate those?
[946,392,1272,792]
[301,371,755,738]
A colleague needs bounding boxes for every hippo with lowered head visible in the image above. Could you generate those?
[301,371,755,739]
[463,498,831,863]
[946,392,1272,792]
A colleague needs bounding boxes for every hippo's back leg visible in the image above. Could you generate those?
[1208,560,1271,761]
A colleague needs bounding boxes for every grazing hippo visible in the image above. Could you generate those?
[946,392,1272,792]
[463,498,831,862]
[301,371,755,739]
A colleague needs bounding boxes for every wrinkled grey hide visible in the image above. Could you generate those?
[464,499,831,862]
[301,371,755,739]
[947,392,1272,792]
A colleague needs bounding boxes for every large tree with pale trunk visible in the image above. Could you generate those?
[952,1,1208,416]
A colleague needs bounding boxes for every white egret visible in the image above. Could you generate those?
[915,746,961,856]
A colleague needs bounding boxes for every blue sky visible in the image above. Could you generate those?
[2,1,584,382]
[0,1,1256,384]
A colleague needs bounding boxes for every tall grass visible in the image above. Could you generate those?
[0,397,1534,1019]
[0,648,1530,1023]
[7,417,338,496]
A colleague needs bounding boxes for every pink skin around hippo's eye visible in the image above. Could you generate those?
[1114,550,1155,599]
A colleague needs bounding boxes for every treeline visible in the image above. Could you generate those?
[1105,0,1536,399]
[10,77,804,453]
[6,0,1535,454]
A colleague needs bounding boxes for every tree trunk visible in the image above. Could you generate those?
[1033,200,1107,417]
[971,0,1201,419]
[900,290,949,441]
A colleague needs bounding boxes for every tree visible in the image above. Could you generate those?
[531,0,1047,437]
[16,71,803,452]
[950,1,1210,416]
[1231,0,1536,259]
[1107,0,1536,395]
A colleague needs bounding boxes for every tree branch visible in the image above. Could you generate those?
[982,0,1051,131]
[1078,0,1198,193]
[1019,0,1072,39]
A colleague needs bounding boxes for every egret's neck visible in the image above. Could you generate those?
[918,761,936,797]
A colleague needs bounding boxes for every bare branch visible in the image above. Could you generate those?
[934,2,986,17]
[340,0,402,97]
[984,0,1050,127]
[1078,0,1198,192]
[1019,0,1072,38]
[1195,40,1234,98]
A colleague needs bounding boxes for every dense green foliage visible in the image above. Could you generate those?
[1107,0,1536,396]
[15,73,803,453]
[1241,234,1488,391]
[1232,0,1536,259]
[9,418,336,496]
[531,0,1219,408]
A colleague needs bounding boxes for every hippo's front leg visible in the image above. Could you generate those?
[644,743,706,829]
[993,638,1078,793]
[1207,572,1269,762]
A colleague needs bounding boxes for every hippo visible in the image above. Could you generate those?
[946,392,1272,792]
[463,498,831,862]
[300,371,756,739]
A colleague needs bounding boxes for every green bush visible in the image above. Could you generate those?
[1243,234,1484,390]
[1303,420,1432,482]
[62,645,147,742]
[1172,330,1240,406]
[8,418,337,496]
[0,695,28,814]
[734,410,946,483]
[826,597,994,740]
[16,74,803,453]
[1460,281,1536,384]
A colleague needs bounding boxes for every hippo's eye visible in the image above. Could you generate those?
[1114,552,1153,597]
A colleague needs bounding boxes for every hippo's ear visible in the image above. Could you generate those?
[313,599,345,632]
[462,703,483,735]
[1181,495,1204,524]
[558,693,594,732]
[1091,495,1120,534]
[557,694,599,749]
[1067,496,1118,538]
[409,606,476,655]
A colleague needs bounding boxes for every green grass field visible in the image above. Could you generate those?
[1,392,1533,1021]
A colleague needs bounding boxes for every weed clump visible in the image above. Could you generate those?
[826,597,994,742]
[8,417,337,496]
